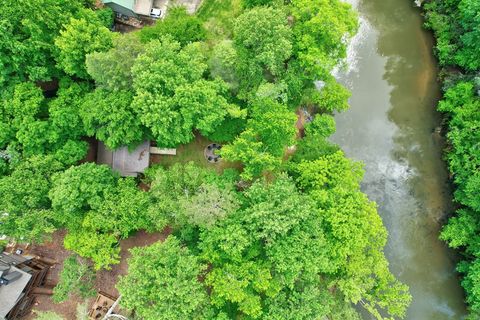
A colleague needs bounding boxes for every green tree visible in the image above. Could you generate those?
[248,98,297,157]
[289,151,411,318]
[1,80,89,163]
[55,11,114,79]
[233,7,293,98]
[48,79,89,145]
[454,0,480,70]
[291,0,358,79]
[132,38,242,146]
[86,33,145,91]
[63,230,120,270]
[205,260,275,318]
[49,163,117,228]
[49,163,155,269]
[139,7,206,45]
[82,178,153,239]
[199,176,318,318]
[0,0,85,85]
[0,155,64,242]
[81,89,145,149]
[314,77,351,112]
[117,236,211,320]
[69,179,153,270]
[221,128,280,180]
[264,278,361,320]
[95,7,114,28]
[209,40,239,91]
[436,82,480,316]
[242,0,280,8]
[437,82,480,200]
[146,162,237,230]
[291,114,340,162]
[53,254,96,303]
[1,82,50,156]
[222,98,296,180]
[180,183,239,229]
[425,0,480,70]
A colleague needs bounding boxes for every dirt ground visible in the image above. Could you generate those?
[21,228,171,320]
[95,228,171,297]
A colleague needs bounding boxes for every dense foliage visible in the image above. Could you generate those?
[54,10,114,79]
[424,0,480,317]
[0,0,412,318]
[53,254,96,303]
[131,37,243,146]
[424,0,480,70]
[49,163,156,269]
[139,7,206,45]
[0,0,85,85]
[117,237,211,320]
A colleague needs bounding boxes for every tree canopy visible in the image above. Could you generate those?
[0,0,413,318]
[139,7,206,46]
[233,6,292,99]
[117,236,211,320]
[0,0,85,85]
[221,97,297,180]
[132,37,243,146]
[52,254,96,303]
[49,163,157,269]
[80,89,144,149]
[86,33,145,91]
[54,11,114,79]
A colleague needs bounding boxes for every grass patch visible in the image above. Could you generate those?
[150,134,242,174]
[197,0,243,40]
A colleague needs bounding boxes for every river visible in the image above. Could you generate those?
[331,0,468,318]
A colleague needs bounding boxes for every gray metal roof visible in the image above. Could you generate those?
[0,266,31,318]
[97,141,150,177]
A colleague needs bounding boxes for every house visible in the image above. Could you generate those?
[102,0,202,18]
[97,141,150,177]
[102,0,154,17]
[0,253,52,320]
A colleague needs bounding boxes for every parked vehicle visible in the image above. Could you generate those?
[150,8,162,18]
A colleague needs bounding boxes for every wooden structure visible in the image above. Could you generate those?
[97,141,150,177]
[88,292,120,320]
[0,253,52,320]
[149,147,176,155]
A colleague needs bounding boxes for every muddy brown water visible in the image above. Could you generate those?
[331,0,468,318]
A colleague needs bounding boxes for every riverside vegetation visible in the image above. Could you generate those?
[424,0,480,318]
[0,0,414,319]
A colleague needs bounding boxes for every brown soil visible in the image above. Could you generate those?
[79,138,98,164]
[22,230,82,320]
[20,228,171,320]
[295,108,306,138]
[95,228,171,297]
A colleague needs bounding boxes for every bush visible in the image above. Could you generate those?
[52,254,96,303]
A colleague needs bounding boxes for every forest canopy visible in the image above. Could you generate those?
[0,0,413,319]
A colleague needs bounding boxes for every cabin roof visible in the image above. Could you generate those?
[97,141,150,177]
